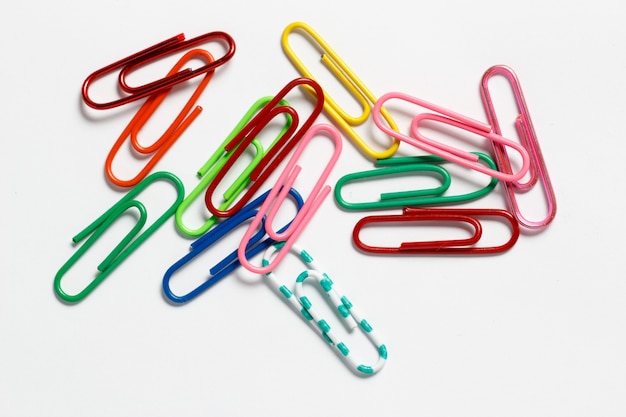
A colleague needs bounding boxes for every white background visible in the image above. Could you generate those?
[1,1,625,416]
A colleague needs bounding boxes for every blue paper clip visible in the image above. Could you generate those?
[162,188,304,303]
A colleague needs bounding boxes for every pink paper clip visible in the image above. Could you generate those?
[372,92,531,182]
[480,65,556,229]
[238,123,343,274]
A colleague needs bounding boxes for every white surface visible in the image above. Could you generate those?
[1,1,625,416]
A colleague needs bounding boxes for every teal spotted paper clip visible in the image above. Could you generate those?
[262,243,387,376]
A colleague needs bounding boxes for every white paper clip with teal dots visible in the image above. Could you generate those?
[262,243,388,375]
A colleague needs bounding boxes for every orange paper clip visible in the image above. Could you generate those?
[82,31,235,109]
[353,207,519,255]
[105,49,215,187]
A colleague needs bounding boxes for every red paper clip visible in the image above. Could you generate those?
[204,77,325,218]
[352,207,519,254]
[82,31,235,109]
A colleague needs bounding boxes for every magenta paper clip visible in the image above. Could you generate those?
[372,92,530,182]
[238,123,343,274]
[480,65,556,229]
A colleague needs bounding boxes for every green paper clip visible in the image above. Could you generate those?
[175,96,293,237]
[334,152,498,210]
[54,171,185,303]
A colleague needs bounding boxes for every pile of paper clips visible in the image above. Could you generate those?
[54,21,556,376]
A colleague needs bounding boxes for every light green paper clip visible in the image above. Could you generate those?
[175,96,293,237]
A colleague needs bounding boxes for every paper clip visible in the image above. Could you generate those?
[335,152,498,210]
[262,244,387,375]
[54,171,185,303]
[353,207,519,255]
[204,77,325,218]
[480,65,557,229]
[163,188,304,303]
[237,123,343,274]
[82,31,235,110]
[105,49,215,188]
[174,96,293,237]
[372,92,531,182]
[281,21,400,160]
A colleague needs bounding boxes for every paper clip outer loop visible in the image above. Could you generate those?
[54,171,185,303]
[480,65,557,229]
[82,31,235,110]
[105,49,215,188]
[353,207,519,255]
[281,21,400,160]
[372,92,531,182]
[335,152,499,210]
[175,96,293,237]
[262,244,388,376]
[163,188,304,304]
[204,78,325,218]
[237,123,343,275]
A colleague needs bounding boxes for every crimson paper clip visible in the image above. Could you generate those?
[204,78,325,218]
[82,31,235,109]
[353,207,519,255]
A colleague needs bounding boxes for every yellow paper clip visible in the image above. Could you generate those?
[281,21,400,160]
